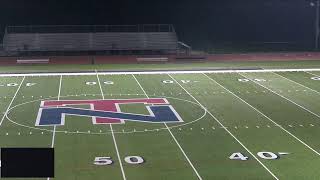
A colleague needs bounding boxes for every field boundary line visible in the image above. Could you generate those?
[168,74,279,180]
[96,70,127,180]
[1,68,320,77]
[203,73,320,156]
[132,74,203,180]
[272,72,320,95]
[239,73,320,119]
[0,76,25,126]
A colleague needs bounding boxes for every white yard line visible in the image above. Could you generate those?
[203,73,320,156]
[58,75,62,100]
[0,76,25,126]
[47,75,62,180]
[132,75,149,98]
[1,68,320,77]
[109,124,126,180]
[50,126,56,148]
[96,71,127,180]
[163,122,203,178]
[272,72,320,95]
[167,74,279,180]
[51,75,62,147]
[96,71,105,100]
[239,73,320,119]
[51,75,62,146]
[305,71,320,77]
[132,74,203,180]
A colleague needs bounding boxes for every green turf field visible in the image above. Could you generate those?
[1,68,320,179]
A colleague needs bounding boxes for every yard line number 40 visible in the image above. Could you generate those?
[230,151,289,161]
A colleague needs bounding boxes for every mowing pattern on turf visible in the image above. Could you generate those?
[0,70,320,179]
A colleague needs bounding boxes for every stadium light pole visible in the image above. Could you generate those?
[310,0,320,50]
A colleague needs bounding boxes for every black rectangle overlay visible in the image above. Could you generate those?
[1,148,54,178]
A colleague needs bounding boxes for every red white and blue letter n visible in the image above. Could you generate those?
[35,98,183,126]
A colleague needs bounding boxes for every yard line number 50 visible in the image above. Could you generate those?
[94,156,144,166]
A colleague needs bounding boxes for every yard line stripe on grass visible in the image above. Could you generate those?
[132,75,148,97]
[109,124,126,180]
[0,76,25,126]
[48,75,62,180]
[168,74,279,180]
[305,71,320,77]
[51,75,62,146]
[239,73,320,119]
[272,72,320,95]
[96,70,105,100]
[58,75,62,100]
[96,71,127,180]
[204,73,320,156]
[50,126,56,148]
[132,74,203,180]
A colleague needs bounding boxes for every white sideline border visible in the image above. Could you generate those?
[0,68,320,77]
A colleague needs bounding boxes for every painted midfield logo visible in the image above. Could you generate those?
[35,98,183,126]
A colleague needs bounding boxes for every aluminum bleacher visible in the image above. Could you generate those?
[3,25,178,54]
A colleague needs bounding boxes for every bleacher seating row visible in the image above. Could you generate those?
[3,32,178,52]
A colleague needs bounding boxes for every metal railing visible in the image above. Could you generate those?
[5,24,175,34]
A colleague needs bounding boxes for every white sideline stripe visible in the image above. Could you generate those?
[168,74,279,180]
[239,73,320,119]
[132,74,203,180]
[0,76,25,126]
[1,68,320,77]
[203,73,320,156]
[96,70,127,180]
[272,72,320,95]
[47,75,62,180]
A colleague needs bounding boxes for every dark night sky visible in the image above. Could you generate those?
[0,0,316,49]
